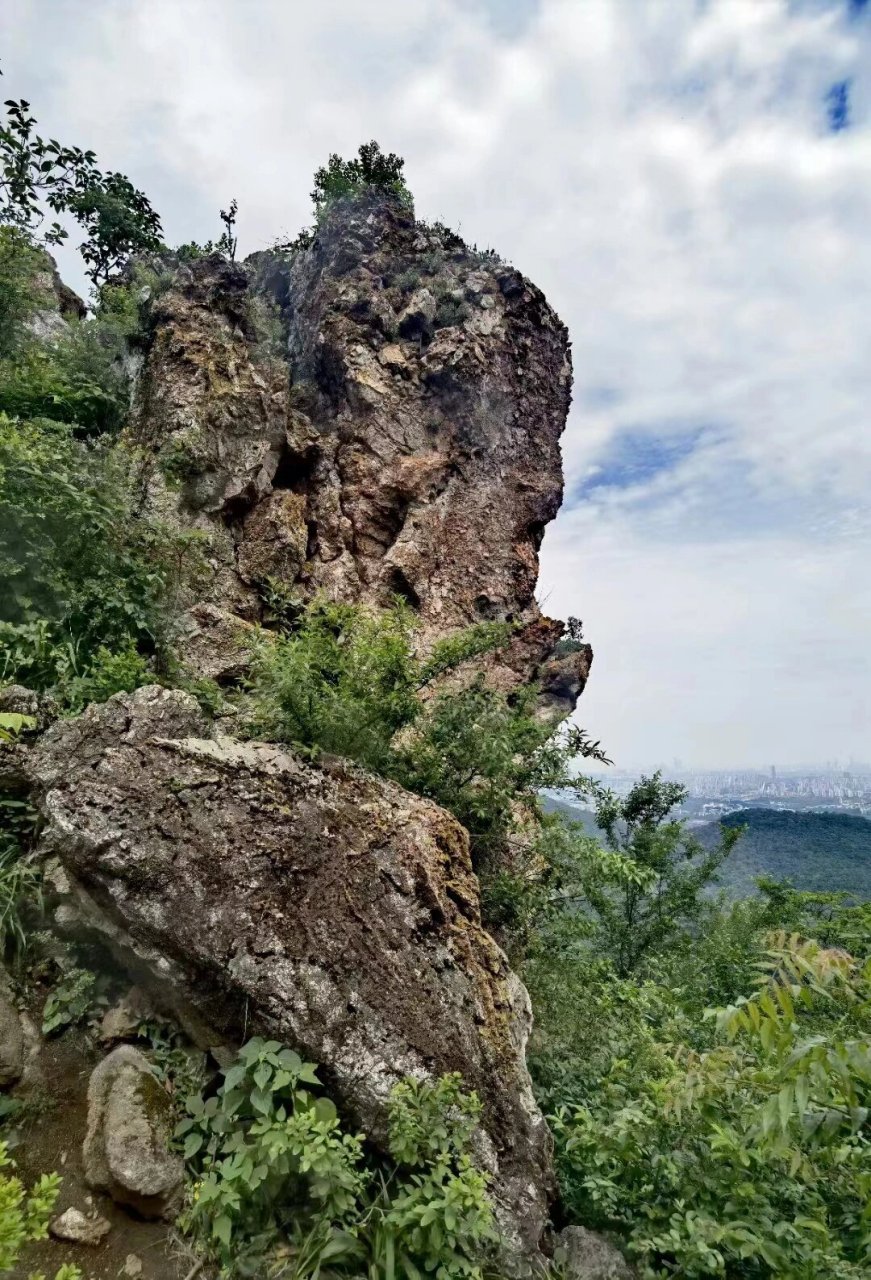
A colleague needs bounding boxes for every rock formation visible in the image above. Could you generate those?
[29,686,553,1255]
[82,1044,183,1219]
[8,190,598,1271]
[131,191,590,710]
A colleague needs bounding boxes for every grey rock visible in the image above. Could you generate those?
[0,685,39,720]
[50,1206,111,1245]
[123,1255,144,1277]
[0,968,24,1089]
[397,285,437,338]
[33,686,554,1256]
[99,987,154,1045]
[128,196,590,712]
[82,1045,183,1219]
[555,1227,635,1280]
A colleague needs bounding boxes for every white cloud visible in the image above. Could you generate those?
[1,0,868,766]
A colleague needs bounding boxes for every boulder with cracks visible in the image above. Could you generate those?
[28,687,555,1260]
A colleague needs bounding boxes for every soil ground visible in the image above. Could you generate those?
[8,994,203,1280]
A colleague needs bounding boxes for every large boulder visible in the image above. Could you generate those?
[83,1045,183,1219]
[29,687,555,1257]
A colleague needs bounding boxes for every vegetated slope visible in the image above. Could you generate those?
[702,808,871,899]
[542,796,871,899]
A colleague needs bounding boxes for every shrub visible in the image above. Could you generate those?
[247,600,608,890]
[311,141,412,213]
[176,1038,494,1279]
[0,226,48,358]
[0,255,154,439]
[550,930,871,1278]
[0,1140,81,1279]
[569,773,741,975]
[0,416,201,702]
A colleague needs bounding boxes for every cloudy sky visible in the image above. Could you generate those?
[3,0,869,770]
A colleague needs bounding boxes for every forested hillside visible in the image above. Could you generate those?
[705,808,871,898]
[546,797,871,900]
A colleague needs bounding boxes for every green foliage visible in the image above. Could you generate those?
[176,1039,494,1279]
[0,237,154,439]
[549,927,871,1278]
[1,79,161,284]
[134,1018,208,1123]
[0,1139,80,1279]
[571,773,741,975]
[248,600,608,886]
[248,599,424,774]
[433,296,470,330]
[553,616,585,655]
[705,808,871,900]
[311,141,411,214]
[66,171,162,286]
[157,430,210,488]
[0,717,39,960]
[0,85,99,247]
[0,416,200,702]
[0,829,40,963]
[41,966,105,1036]
[0,226,47,357]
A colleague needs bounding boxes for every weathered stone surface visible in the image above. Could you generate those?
[100,988,155,1045]
[174,603,263,685]
[27,252,86,343]
[555,1227,635,1280]
[50,1206,112,1245]
[130,193,590,708]
[31,687,554,1255]
[82,1045,183,1219]
[0,967,24,1089]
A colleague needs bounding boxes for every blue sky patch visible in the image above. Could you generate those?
[571,426,706,501]
[826,80,851,131]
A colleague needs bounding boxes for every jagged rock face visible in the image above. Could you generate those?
[132,193,590,709]
[274,194,570,643]
[29,687,555,1257]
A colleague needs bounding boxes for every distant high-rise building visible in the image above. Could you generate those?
[771,765,777,779]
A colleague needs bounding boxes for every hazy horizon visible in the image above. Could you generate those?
[2,0,869,771]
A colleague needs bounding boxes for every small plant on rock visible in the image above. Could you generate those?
[41,966,106,1036]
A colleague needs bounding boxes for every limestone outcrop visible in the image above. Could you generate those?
[29,686,555,1255]
[131,192,590,710]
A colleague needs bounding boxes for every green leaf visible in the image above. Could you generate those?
[314,1096,337,1126]
[213,1213,233,1247]
[250,1086,272,1115]
[222,1062,247,1092]
[183,1132,203,1160]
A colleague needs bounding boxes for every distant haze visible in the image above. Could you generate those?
[2,0,869,769]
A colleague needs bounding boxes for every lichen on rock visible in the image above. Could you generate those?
[30,685,554,1254]
[82,1044,183,1220]
[129,192,590,711]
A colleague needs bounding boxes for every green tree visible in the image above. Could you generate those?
[572,773,741,975]
[1,74,162,285]
[67,170,162,286]
[311,140,411,212]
